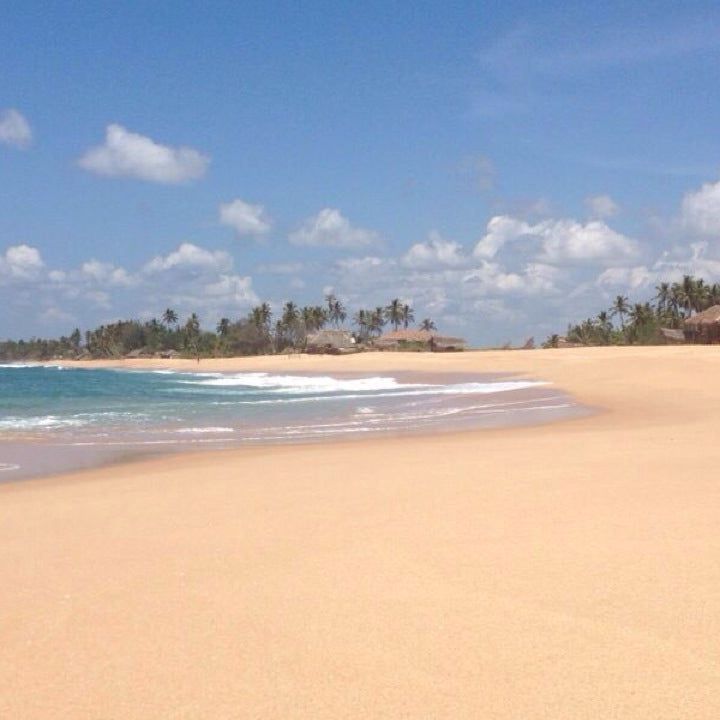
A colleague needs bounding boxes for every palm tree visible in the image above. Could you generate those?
[419,318,436,331]
[369,307,386,336]
[281,301,299,326]
[610,295,630,329]
[216,318,230,337]
[353,309,370,340]
[400,303,414,329]
[385,298,403,330]
[325,294,347,327]
[681,274,696,317]
[162,308,178,329]
[654,282,670,313]
[182,313,201,360]
[694,277,709,312]
[710,283,720,308]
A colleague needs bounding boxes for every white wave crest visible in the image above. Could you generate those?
[177,372,415,393]
[175,426,235,434]
[0,415,88,430]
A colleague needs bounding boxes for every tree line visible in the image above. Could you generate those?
[545,275,720,347]
[0,295,438,361]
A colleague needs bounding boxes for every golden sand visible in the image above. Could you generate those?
[1,347,719,718]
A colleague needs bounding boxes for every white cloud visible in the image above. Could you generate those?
[0,244,44,279]
[597,241,720,291]
[0,109,32,149]
[473,214,638,265]
[78,124,209,184]
[402,231,466,268]
[585,194,619,218]
[536,219,639,265]
[596,265,655,289]
[143,243,232,274]
[473,216,532,259]
[335,256,385,273]
[219,198,272,237]
[463,260,558,296]
[48,270,67,283]
[680,178,720,236]
[289,208,378,248]
[0,241,261,335]
[203,274,258,304]
[39,306,77,324]
[80,260,135,286]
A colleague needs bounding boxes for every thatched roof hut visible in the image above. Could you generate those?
[683,305,720,343]
[158,349,181,359]
[306,329,356,354]
[374,329,467,351]
[684,305,720,327]
[126,347,152,359]
[660,328,685,344]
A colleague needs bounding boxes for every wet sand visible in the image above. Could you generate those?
[0,368,586,482]
[1,347,719,718]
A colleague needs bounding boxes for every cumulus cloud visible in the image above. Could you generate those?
[585,194,619,218]
[203,274,258,304]
[536,219,639,265]
[0,244,44,279]
[402,231,467,268]
[80,260,135,286]
[596,241,720,291]
[463,260,559,296]
[473,214,638,265]
[0,240,260,335]
[289,208,378,248]
[473,216,532,259]
[596,265,655,289]
[680,178,720,236]
[78,124,209,184]
[143,243,232,274]
[219,198,272,237]
[335,256,386,274]
[0,109,32,149]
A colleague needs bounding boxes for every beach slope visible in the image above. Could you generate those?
[1,346,719,718]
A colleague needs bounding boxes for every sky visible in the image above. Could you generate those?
[3,1,720,344]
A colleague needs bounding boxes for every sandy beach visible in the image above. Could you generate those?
[1,346,719,718]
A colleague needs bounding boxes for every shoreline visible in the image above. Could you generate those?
[2,346,720,718]
[0,361,586,484]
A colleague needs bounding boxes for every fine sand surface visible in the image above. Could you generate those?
[1,346,719,718]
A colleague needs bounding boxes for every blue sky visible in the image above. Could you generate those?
[3,1,720,344]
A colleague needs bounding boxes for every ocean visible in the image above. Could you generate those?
[0,364,587,480]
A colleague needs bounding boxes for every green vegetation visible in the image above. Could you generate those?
[0,297,430,361]
[545,275,720,347]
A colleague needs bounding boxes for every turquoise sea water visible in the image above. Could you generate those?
[0,364,585,480]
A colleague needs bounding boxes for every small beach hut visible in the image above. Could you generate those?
[660,328,686,344]
[683,305,720,343]
[126,347,152,359]
[305,329,356,354]
[158,349,181,359]
[374,329,467,351]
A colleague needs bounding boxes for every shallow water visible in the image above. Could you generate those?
[0,364,589,481]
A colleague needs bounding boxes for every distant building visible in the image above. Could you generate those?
[659,328,685,344]
[305,329,356,354]
[683,305,720,343]
[374,329,467,351]
[126,347,153,359]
